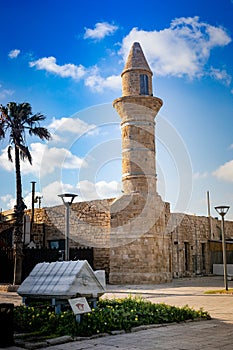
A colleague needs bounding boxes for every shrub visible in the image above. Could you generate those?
[14,296,211,338]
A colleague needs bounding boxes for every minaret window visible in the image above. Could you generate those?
[140,74,149,95]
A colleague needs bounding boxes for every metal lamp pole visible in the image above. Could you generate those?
[215,205,230,291]
[58,193,77,261]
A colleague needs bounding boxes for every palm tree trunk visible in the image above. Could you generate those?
[13,146,25,285]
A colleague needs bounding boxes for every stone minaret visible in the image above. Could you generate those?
[109,42,172,284]
[113,42,162,197]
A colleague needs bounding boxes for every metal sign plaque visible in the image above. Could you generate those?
[68,297,91,315]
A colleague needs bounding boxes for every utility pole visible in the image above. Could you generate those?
[215,206,230,291]
[207,191,213,239]
[30,181,36,241]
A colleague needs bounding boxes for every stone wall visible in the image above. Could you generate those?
[1,203,233,283]
[28,199,114,274]
[44,199,113,248]
[168,213,233,278]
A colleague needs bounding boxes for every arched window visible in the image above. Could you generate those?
[140,74,149,95]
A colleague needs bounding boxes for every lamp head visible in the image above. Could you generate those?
[215,205,230,217]
[58,193,78,205]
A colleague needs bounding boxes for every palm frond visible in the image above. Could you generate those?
[7,145,13,162]
[0,105,8,117]
[0,126,5,139]
[31,113,46,122]
[29,126,51,140]
[18,103,32,121]
[18,144,32,164]
[0,105,10,129]
[7,102,18,117]
[1,102,50,166]
[24,113,46,128]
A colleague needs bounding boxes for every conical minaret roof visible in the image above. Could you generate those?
[122,42,152,75]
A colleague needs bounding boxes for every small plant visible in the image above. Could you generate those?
[204,289,233,295]
[14,296,211,339]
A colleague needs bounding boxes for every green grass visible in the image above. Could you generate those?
[204,289,233,295]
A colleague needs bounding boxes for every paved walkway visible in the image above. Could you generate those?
[2,276,233,349]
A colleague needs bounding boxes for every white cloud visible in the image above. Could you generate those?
[0,148,14,172]
[0,194,14,209]
[77,179,121,200]
[77,180,96,200]
[29,56,120,92]
[193,171,208,179]
[120,16,231,80]
[84,22,118,40]
[29,17,231,92]
[213,160,233,182]
[40,179,121,207]
[29,56,86,80]
[205,23,231,47]
[95,180,122,198]
[42,181,77,207]
[85,73,121,92]
[0,87,14,100]
[21,191,42,209]
[1,191,45,211]
[0,143,87,178]
[48,133,64,144]
[34,143,87,177]
[8,49,20,59]
[48,117,97,135]
[209,67,231,85]
[1,194,13,203]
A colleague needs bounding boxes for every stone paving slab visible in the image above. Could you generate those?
[18,320,232,350]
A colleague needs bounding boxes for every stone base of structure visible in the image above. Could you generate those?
[109,272,172,285]
[109,192,172,284]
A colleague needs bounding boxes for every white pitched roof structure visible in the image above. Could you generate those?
[17,260,105,299]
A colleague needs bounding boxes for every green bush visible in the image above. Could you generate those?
[14,296,211,338]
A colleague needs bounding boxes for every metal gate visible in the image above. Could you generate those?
[0,248,14,283]
[0,247,93,283]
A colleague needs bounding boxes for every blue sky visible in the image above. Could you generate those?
[0,0,233,220]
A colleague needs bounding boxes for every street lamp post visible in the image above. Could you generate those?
[58,193,77,261]
[215,205,230,291]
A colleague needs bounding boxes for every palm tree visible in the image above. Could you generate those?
[0,102,51,284]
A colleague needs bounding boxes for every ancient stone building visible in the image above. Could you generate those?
[1,42,233,284]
